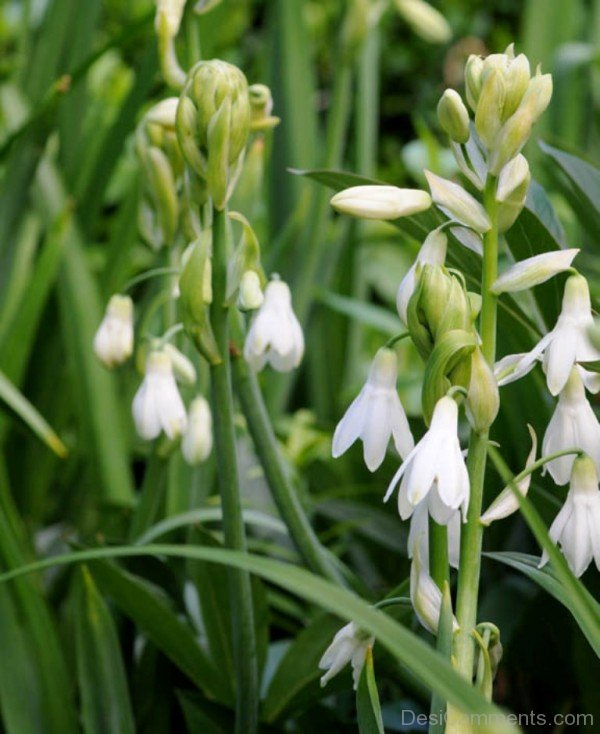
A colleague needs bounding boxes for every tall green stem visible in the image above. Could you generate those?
[454,175,498,678]
[210,207,258,734]
[231,328,345,585]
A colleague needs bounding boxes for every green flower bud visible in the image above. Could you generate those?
[393,0,452,45]
[437,89,470,144]
[248,84,280,131]
[465,347,499,432]
[502,53,531,119]
[177,60,251,209]
[465,54,484,111]
[179,231,221,364]
[226,211,266,304]
[143,146,180,245]
[474,70,505,149]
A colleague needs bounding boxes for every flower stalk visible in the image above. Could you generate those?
[209,207,259,734]
[454,174,499,678]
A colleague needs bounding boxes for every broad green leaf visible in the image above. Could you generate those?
[74,567,136,734]
[0,369,67,458]
[579,360,600,373]
[485,551,600,656]
[0,545,521,733]
[88,559,232,705]
[357,648,384,734]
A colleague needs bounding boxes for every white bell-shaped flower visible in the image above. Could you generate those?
[540,455,600,577]
[132,350,187,441]
[495,274,600,396]
[410,542,459,635]
[182,396,213,465]
[542,368,600,486]
[243,278,304,372]
[318,621,374,690]
[408,499,461,569]
[93,295,134,368]
[396,228,448,325]
[480,424,537,525]
[163,343,197,385]
[332,348,414,471]
[384,396,470,521]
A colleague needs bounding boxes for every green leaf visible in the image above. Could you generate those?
[0,545,521,733]
[578,360,600,373]
[315,288,403,336]
[178,692,233,734]
[88,559,232,705]
[357,648,384,734]
[0,369,67,458]
[485,551,600,656]
[74,567,136,734]
[539,140,600,235]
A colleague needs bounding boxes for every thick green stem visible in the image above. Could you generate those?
[231,326,345,586]
[210,207,258,734]
[428,517,449,589]
[454,176,498,678]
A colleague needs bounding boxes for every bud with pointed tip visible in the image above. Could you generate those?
[474,70,505,148]
[437,89,470,144]
[491,249,579,295]
[182,396,213,465]
[410,542,459,635]
[238,270,264,311]
[465,55,484,111]
[330,185,432,220]
[465,348,499,432]
[393,0,452,45]
[425,170,491,233]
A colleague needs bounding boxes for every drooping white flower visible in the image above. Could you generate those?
[318,622,374,690]
[332,348,414,471]
[408,499,461,569]
[93,295,134,368]
[243,278,304,372]
[491,249,579,295]
[330,185,432,220]
[542,368,600,486]
[132,350,187,441]
[396,228,448,325]
[480,425,537,525]
[410,542,459,635]
[384,396,470,521]
[493,274,600,396]
[182,396,213,465]
[539,455,600,577]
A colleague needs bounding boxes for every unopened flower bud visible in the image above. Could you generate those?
[465,54,484,111]
[146,97,179,130]
[163,343,197,385]
[466,348,499,432]
[397,227,448,324]
[177,60,250,209]
[248,84,280,131]
[410,543,459,635]
[155,0,187,38]
[330,185,432,220]
[393,0,452,45]
[182,396,213,465]
[502,53,531,118]
[238,270,264,311]
[425,170,491,233]
[474,70,505,148]
[495,155,531,231]
[491,249,579,295]
[437,89,470,144]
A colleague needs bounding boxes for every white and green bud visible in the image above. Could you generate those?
[465,54,484,111]
[474,70,505,148]
[248,84,280,131]
[163,343,197,385]
[424,170,491,233]
[491,249,579,295]
[437,89,470,144]
[495,154,531,231]
[238,270,264,311]
[177,60,251,209]
[93,295,134,368]
[155,0,187,37]
[393,0,452,45]
[182,395,213,465]
[330,185,432,220]
[465,347,499,433]
[410,542,459,635]
[155,0,187,88]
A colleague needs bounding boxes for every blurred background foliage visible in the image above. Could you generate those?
[0,0,600,731]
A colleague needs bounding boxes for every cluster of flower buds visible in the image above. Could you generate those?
[176,60,250,210]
